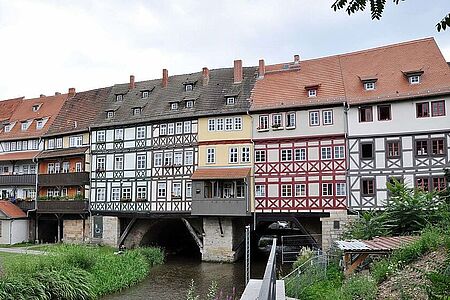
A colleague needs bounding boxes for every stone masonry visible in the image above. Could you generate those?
[63,218,90,243]
[320,211,353,252]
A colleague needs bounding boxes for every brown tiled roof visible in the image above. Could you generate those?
[0,94,68,141]
[191,167,251,180]
[36,146,89,159]
[251,38,450,110]
[335,236,418,253]
[0,97,23,122]
[46,87,112,137]
[0,151,41,162]
[0,201,27,219]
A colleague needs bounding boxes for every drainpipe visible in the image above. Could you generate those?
[31,149,39,242]
[88,126,93,242]
[246,109,257,231]
[343,102,359,218]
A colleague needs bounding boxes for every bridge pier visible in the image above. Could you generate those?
[320,211,352,252]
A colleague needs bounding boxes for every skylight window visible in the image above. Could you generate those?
[133,108,141,115]
[36,119,44,130]
[185,84,193,92]
[142,91,149,98]
[364,82,375,91]
[171,102,179,110]
[186,100,194,108]
[409,75,420,85]
[4,124,11,133]
[308,89,317,97]
[106,111,114,119]
[116,94,123,101]
[21,121,29,131]
[226,97,235,105]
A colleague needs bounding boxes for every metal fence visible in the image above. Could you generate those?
[258,238,277,300]
[281,234,322,263]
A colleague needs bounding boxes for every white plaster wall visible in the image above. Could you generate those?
[11,219,29,244]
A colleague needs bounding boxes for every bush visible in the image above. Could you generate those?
[342,211,389,240]
[292,247,315,270]
[341,275,377,300]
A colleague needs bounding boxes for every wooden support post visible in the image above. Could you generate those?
[118,218,137,247]
[345,253,369,276]
[181,218,203,253]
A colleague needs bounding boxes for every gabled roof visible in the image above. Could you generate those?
[0,94,68,141]
[46,87,112,137]
[92,67,257,128]
[0,97,23,123]
[0,201,27,219]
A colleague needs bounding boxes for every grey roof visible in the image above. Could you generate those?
[92,67,257,128]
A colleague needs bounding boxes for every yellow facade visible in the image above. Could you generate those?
[198,114,252,142]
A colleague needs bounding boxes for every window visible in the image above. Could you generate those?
[62,162,69,173]
[416,177,429,191]
[185,100,194,108]
[322,183,333,196]
[229,147,238,163]
[133,108,141,115]
[241,147,250,163]
[185,84,193,92]
[114,129,123,140]
[281,149,292,161]
[16,141,21,151]
[69,136,83,147]
[409,75,420,84]
[295,148,306,161]
[216,118,224,131]
[160,124,167,136]
[36,119,44,130]
[309,111,319,126]
[336,183,346,196]
[361,179,375,196]
[56,138,63,148]
[167,123,174,135]
[361,143,374,160]
[186,182,192,198]
[255,185,266,197]
[364,82,375,90]
[22,141,28,150]
[378,105,391,121]
[171,102,178,110]
[116,94,123,101]
[207,148,215,164]
[3,124,11,132]
[272,114,282,128]
[137,126,146,139]
[431,100,445,117]
[226,97,235,105]
[114,156,123,170]
[122,188,132,201]
[295,184,306,197]
[432,177,446,191]
[208,119,215,131]
[359,106,373,122]
[281,184,292,197]
[48,139,55,149]
[137,154,146,169]
[174,152,183,166]
[286,112,296,128]
[255,150,266,162]
[415,140,428,156]
[333,221,340,230]
[416,102,429,118]
[184,122,191,133]
[387,141,400,158]
[432,139,445,156]
[134,186,146,200]
[154,152,163,167]
[172,182,182,198]
[75,162,82,172]
[234,117,242,130]
[97,188,106,201]
[164,152,173,166]
[185,151,193,165]
[308,89,317,97]
[258,115,269,130]
[32,104,40,112]
[53,162,60,173]
[323,110,333,125]
[176,122,183,134]
[142,91,149,98]
[107,111,114,119]
[321,147,332,160]
[225,118,233,131]
[96,157,105,171]
[158,183,166,197]
[21,121,29,131]
[61,188,68,197]
[32,140,39,149]
[48,163,55,174]
[97,131,105,143]
[334,146,345,159]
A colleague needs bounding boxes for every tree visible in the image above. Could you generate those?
[332,0,450,32]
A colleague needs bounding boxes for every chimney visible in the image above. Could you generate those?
[55,92,61,96]
[68,88,76,97]
[202,67,210,86]
[234,60,243,84]
[294,54,300,64]
[40,94,46,98]
[162,69,168,87]
[129,75,135,89]
[258,59,265,79]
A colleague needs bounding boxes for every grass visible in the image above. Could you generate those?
[0,244,164,299]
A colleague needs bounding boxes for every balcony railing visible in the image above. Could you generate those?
[38,172,90,187]
[15,200,36,211]
[191,197,249,216]
[36,200,89,213]
[0,174,36,186]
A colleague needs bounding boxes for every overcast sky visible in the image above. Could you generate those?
[0,0,448,100]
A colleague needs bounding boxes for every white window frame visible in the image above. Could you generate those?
[175,122,183,134]
[308,89,317,97]
[309,111,320,126]
[255,185,266,197]
[258,115,269,130]
[241,147,250,163]
[281,149,292,161]
[172,182,182,198]
[154,152,163,167]
[114,129,123,141]
[97,188,106,201]
[364,82,375,90]
[409,75,420,84]
[114,156,124,170]
[322,183,333,196]
[295,184,306,197]
[142,91,149,98]
[133,108,141,115]
[323,110,333,125]
[186,182,192,198]
[234,117,242,130]
[281,184,292,197]
[186,100,194,108]
[184,122,191,133]
[164,152,173,166]
[225,118,233,131]
[137,186,147,200]
[336,183,346,196]
[136,126,146,139]
[36,119,44,130]
[174,152,183,166]
[334,146,345,159]
[321,147,332,160]
[122,187,132,200]
[206,148,215,164]
[56,138,63,148]
[255,150,266,162]
[216,118,224,131]
[136,154,146,169]
[167,123,174,135]
[96,157,105,171]
[48,139,55,149]
[97,131,106,143]
[295,148,306,161]
[226,97,235,105]
[21,122,29,131]
[171,102,178,110]
[112,188,120,201]
[229,147,238,163]
[75,162,82,172]
[208,119,215,131]
[286,112,296,128]
[157,182,166,198]
[107,111,114,119]
[185,151,193,165]
[160,124,167,136]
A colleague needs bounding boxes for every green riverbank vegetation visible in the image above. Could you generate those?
[0,244,164,300]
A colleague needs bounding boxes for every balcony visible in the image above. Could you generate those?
[38,172,90,187]
[0,174,36,186]
[37,200,89,213]
[191,197,249,216]
[15,200,36,211]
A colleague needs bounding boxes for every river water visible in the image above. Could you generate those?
[103,256,268,300]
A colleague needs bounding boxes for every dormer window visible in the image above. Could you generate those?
[185,84,193,92]
[116,94,123,101]
[364,82,375,91]
[186,100,194,108]
[171,102,179,110]
[36,119,44,130]
[308,89,317,97]
[409,75,420,84]
[226,97,236,105]
[32,104,41,112]
[106,111,115,119]
[4,124,11,133]
[402,70,423,85]
[133,108,141,115]
[142,91,149,99]
[21,121,29,131]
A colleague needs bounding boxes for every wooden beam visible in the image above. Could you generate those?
[345,253,369,276]
[181,218,203,253]
[118,218,137,247]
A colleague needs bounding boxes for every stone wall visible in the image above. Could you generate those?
[63,218,90,243]
[101,216,120,247]
[320,210,354,252]
[202,217,238,262]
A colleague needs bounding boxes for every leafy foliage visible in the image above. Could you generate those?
[342,211,389,240]
[331,0,449,31]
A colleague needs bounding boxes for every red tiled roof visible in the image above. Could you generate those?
[0,201,27,219]
[0,151,41,162]
[191,167,251,180]
[0,97,23,122]
[251,38,450,110]
[0,94,68,141]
